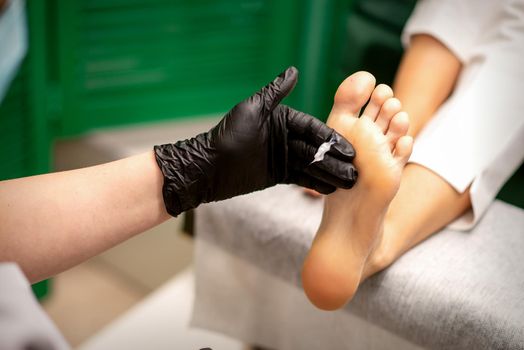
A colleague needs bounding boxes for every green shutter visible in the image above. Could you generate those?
[51,0,301,136]
[0,61,32,180]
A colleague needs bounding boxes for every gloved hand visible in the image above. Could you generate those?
[154,67,357,216]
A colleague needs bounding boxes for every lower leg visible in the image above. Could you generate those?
[362,164,471,279]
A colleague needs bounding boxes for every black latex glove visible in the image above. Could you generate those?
[154,67,357,217]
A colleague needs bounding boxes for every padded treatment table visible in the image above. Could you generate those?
[192,185,524,350]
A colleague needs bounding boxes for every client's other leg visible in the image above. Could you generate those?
[362,34,471,278]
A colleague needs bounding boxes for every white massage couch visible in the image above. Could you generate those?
[192,185,524,350]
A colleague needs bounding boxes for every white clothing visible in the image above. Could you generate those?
[0,263,70,350]
[402,0,524,230]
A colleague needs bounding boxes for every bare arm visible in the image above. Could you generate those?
[0,151,170,283]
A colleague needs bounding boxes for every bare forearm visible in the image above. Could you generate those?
[0,151,170,282]
[393,34,462,137]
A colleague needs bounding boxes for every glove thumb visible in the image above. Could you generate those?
[255,66,299,114]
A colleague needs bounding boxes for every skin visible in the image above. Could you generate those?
[302,34,473,310]
[0,151,170,283]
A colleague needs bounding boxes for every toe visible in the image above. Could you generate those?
[361,84,393,122]
[393,135,413,165]
[331,71,376,117]
[376,98,402,133]
[386,111,409,150]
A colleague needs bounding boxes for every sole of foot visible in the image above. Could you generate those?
[301,72,413,310]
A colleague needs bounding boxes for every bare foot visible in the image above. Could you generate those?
[301,72,413,310]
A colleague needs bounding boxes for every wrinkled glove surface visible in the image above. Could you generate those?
[154,67,357,216]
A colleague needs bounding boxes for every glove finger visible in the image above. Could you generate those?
[288,173,336,195]
[251,67,298,114]
[286,111,355,160]
[305,161,357,189]
[326,131,356,162]
[289,139,358,188]
[286,110,332,144]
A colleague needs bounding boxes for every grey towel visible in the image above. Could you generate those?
[194,185,524,349]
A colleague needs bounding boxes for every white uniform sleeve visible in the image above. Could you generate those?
[0,263,70,350]
[401,0,497,62]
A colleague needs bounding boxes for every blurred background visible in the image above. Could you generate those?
[1,0,522,347]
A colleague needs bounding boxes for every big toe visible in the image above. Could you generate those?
[330,71,376,119]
